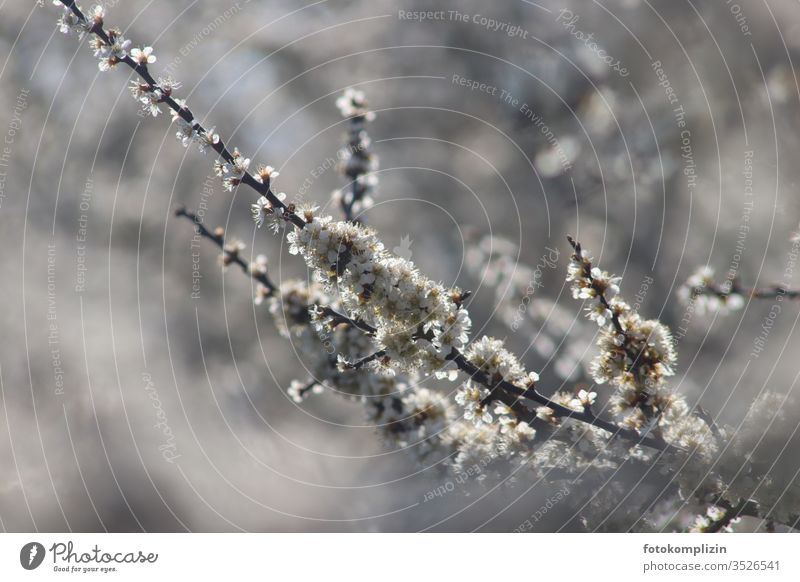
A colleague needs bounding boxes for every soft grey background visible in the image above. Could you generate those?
[1,0,799,531]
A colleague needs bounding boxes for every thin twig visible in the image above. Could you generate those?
[175,206,276,293]
[340,114,373,222]
[567,235,625,335]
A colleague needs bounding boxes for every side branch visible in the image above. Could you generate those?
[175,206,276,293]
[312,305,675,452]
[58,0,305,229]
[447,349,674,452]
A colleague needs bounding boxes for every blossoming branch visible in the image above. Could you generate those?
[48,0,800,532]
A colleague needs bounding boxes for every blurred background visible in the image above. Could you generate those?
[1,0,800,531]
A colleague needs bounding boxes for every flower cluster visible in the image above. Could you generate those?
[55,2,157,72]
[594,314,678,424]
[212,148,251,191]
[532,389,626,476]
[445,414,536,478]
[567,244,687,433]
[455,384,492,426]
[369,387,456,461]
[565,242,726,522]
[464,335,538,387]
[91,28,131,71]
[251,192,288,232]
[261,276,459,463]
[182,206,459,464]
[285,212,471,377]
[128,76,179,117]
[567,246,621,301]
[447,337,541,473]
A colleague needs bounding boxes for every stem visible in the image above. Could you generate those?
[317,306,377,334]
[340,115,373,222]
[174,206,276,293]
[344,350,386,370]
[295,379,321,400]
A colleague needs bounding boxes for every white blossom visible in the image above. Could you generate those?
[255,165,279,185]
[95,29,130,71]
[456,384,492,426]
[130,46,156,65]
[336,87,375,120]
[250,197,269,228]
[571,389,597,409]
[214,148,250,191]
[196,127,220,153]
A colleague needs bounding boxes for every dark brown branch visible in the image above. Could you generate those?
[175,206,276,293]
[58,0,305,230]
[317,306,377,334]
[447,349,675,452]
